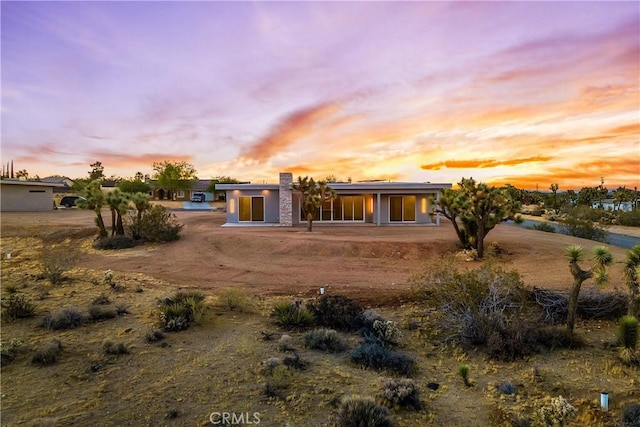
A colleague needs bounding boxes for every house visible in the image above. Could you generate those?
[217,173,452,227]
[149,180,217,202]
[0,179,64,211]
[41,176,75,194]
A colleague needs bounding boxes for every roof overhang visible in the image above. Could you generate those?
[0,179,65,188]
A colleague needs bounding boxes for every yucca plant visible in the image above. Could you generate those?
[623,244,640,318]
[565,245,613,333]
[271,301,315,331]
[459,364,472,387]
[618,315,639,365]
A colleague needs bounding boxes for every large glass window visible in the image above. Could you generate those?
[390,196,416,222]
[298,195,365,222]
[239,196,264,221]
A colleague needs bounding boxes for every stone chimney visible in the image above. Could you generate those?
[279,172,293,226]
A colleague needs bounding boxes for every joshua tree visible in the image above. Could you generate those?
[77,180,108,239]
[624,243,640,318]
[105,189,129,236]
[129,192,151,239]
[292,176,335,232]
[564,245,613,333]
[550,183,559,210]
[434,177,521,258]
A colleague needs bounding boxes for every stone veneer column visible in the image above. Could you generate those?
[278,172,293,226]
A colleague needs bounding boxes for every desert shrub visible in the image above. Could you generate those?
[413,262,527,346]
[283,352,308,370]
[304,328,349,353]
[351,340,415,376]
[498,382,516,395]
[533,288,628,324]
[617,210,640,227]
[619,316,639,350]
[559,216,607,242]
[529,222,556,233]
[31,340,62,366]
[263,364,290,399]
[93,235,136,250]
[159,303,189,332]
[88,305,117,321]
[41,307,86,330]
[115,304,130,315]
[336,396,395,427]
[532,395,576,427]
[2,293,37,320]
[531,326,579,350]
[144,330,165,343]
[159,291,206,331]
[103,340,130,355]
[39,245,79,284]
[359,309,387,329]
[619,316,639,365]
[219,288,249,311]
[308,295,363,331]
[271,301,315,331]
[486,322,537,361]
[278,334,295,352]
[380,378,421,410]
[137,205,183,242]
[91,294,111,305]
[1,339,25,366]
[372,320,403,347]
[621,403,640,427]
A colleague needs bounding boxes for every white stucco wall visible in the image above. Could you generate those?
[1,182,57,211]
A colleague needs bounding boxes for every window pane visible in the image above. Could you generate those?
[321,199,332,221]
[404,196,416,221]
[354,196,364,220]
[390,196,402,222]
[343,196,354,220]
[251,197,264,221]
[239,197,251,221]
[333,196,343,220]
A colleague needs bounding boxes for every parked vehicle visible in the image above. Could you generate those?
[191,193,206,203]
[59,196,85,208]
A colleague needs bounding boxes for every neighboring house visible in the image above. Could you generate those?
[217,172,452,227]
[149,179,217,202]
[41,176,75,194]
[592,199,634,212]
[0,179,64,211]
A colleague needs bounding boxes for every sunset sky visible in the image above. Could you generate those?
[1,1,638,189]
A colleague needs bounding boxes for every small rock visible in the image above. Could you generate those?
[426,382,440,391]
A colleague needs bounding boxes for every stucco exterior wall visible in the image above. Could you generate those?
[224,189,280,223]
[1,184,55,212]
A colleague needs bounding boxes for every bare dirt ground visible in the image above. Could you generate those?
[1,210,638,427]
[1,209,633,299]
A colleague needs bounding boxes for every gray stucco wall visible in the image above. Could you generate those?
[1,184,55,212]
[225,189,280,223]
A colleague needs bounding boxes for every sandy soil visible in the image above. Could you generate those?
[1,209,633,301]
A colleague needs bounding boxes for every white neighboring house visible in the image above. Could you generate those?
[0,179,64,211]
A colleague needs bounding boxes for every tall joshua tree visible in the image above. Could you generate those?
[130,192,151,240]
[292,176,335,232]
[624,243,640,318]
[105,189,130,236]
[77,180,108,239]
[565,245,613,333]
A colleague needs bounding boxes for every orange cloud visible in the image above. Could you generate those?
[420,156,551,170]
[241,102,340,162]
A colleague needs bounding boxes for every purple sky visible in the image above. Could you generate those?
[2,1,638,189]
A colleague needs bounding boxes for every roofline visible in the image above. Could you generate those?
[0,179,65,187]
[216,182,452,192]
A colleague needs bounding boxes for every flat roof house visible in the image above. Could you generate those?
[217,173,452,227]
[0,179,64,212]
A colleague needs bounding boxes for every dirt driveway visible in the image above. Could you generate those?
[1,209,633,302]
